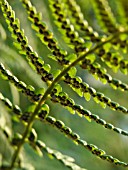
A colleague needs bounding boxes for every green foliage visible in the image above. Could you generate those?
[0,0,128,169]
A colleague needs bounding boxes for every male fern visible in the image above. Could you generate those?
[0,0,128,170]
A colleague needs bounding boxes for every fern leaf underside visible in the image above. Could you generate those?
[0,0,128,170]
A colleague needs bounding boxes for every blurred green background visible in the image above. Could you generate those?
[0,0,128,170]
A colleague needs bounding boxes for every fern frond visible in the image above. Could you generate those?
[21,0,69,65]
[21,0,128,81]
[96,44,128,74]
[50,90,128,137]
[81,59,128,91]
[61,0,101,42]
[51,2,127,77]
[2,90,127,140]
[2,88,128,168]
[1,0,128,169]
[0,93,92,170]
[0,63,41,102]
[91,0,128,53]
[49,0,92,52]
[1,0,53,82]
[64,73,128,112]
[48,0,128,77]
[40,114,128,167]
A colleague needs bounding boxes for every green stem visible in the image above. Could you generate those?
[10,29,128,169]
